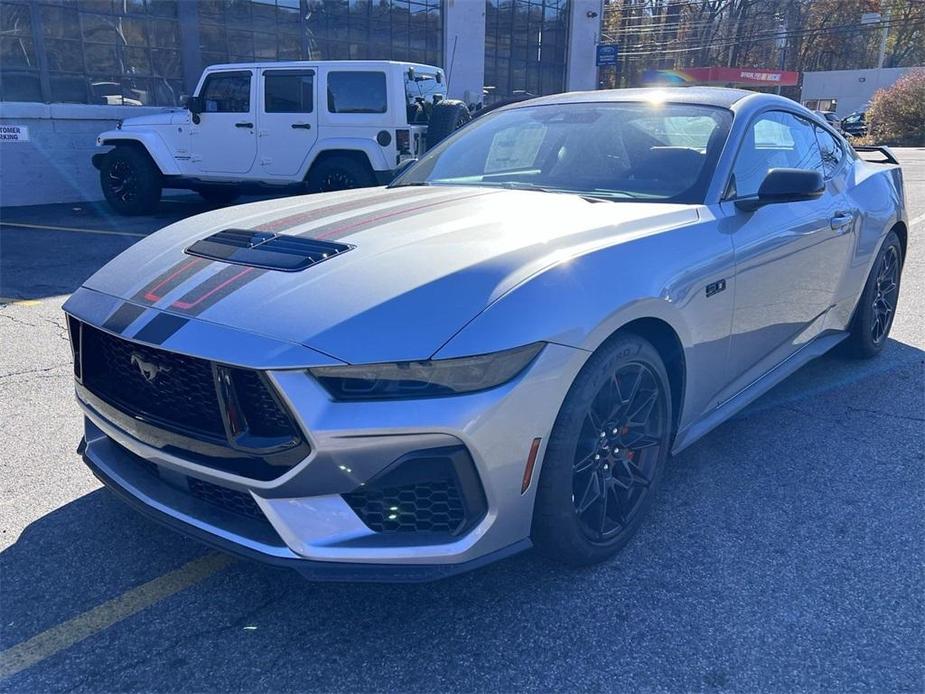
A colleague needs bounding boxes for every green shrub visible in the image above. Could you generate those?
[867,70,925,146]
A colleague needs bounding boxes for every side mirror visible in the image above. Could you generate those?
[735,168,824,212]
[182,95,203,115]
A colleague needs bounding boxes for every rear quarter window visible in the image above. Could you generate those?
[327,71,387,114]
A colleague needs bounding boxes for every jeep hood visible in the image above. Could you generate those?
[120,110,187,127]
[80,186,698,364]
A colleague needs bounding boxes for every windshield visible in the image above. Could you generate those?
[393,101,733,203]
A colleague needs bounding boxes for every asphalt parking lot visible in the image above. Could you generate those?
[2,151,923,692]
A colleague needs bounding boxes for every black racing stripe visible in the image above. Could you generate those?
[132,313,189,345]
[133,256,211,304]
[253,186,441,233]
[169,265,266,316]
[101,302,146,334]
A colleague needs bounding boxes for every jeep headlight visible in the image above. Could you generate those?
[309,343,544,401]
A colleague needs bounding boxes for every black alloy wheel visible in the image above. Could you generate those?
[870,244,900,345]
[572,362,665,541]
[533,333,672,566]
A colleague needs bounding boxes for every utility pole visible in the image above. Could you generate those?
[877,6,891,68]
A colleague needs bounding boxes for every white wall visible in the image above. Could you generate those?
[443,0,486,107]
[0,102,174,208]
[801,67,921,118]
[566,0,603,92]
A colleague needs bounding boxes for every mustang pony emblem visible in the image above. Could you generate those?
[130,352,171,384]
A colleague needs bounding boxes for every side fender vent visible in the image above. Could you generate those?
[186,229,352,272]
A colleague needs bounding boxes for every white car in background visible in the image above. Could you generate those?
[92,60,471,215]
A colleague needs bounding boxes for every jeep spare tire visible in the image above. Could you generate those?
[427,99,471,149]
[100,146,162,216]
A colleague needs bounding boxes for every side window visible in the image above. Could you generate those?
[327,71,387,114]
[200,72,251,113]
[731,111,823,198]
[814,125,844,178]
[264,70,314,114]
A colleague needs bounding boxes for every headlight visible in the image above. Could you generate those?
[309,342,544,401]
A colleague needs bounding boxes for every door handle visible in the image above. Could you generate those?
[830,211,855,231]
[291,123,312,130]
[235,121,254,129]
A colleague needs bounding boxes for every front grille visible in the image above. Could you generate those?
[78,322,300,450]
[188,477,268,523]
[344,480,466,534]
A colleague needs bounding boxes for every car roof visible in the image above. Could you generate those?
[203,60,442,72]
[522,86,757,108]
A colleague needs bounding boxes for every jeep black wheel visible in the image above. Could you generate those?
[845,230,903,358]
[306,156,376,193]
[533,333,672,566]
[100,146,162,216]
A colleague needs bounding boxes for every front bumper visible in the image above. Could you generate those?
[76,336,587,581]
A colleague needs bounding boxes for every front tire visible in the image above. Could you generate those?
[533,333,672,566]
[100,146,162,216]
[845,230,903,358]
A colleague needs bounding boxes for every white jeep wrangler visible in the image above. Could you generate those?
[93,60,471,215]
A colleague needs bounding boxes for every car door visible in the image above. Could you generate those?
[191,70,257,175]
[258,68,319,177]
[718,110,845,398]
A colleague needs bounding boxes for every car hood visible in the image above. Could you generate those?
[82,186,698,364]
[120,110,186,127]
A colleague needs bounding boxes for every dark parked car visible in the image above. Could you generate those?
[842,110,867,138]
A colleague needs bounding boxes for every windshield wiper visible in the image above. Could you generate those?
[389,181,431,188]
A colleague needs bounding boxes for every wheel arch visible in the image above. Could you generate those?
[893,220,908,266]
[601,317,686,439]
[304,144,386,181]
[97,133,179,175]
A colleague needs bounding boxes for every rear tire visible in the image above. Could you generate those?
[426,99,471,149]
[306,155,376,193]
[100,146,162,216]
[532,333,672,566]
[844,230,903,358]
[197,186,241,206]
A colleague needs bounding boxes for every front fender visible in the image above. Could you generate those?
[96,129,181,176]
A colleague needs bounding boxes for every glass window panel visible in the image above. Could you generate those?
[79,0,114,13]
[254,31,276,59]
[327,71,386,113]
[40,5,80,38]
[1,70,43,101]
[733,112,823,198]
[152,76,181,105]
[89,76,123,104]
[124,46,151,74]
[151,48,180,77]
[265,70,313,113]
[45,39,86,72]
[84,43,119,72]
[199,0,223,18]
[149,19,178,48]
[225,0,252,26]
[120,0,146,15]
[202,51,227,67]
[148,0,176,17]
[1,2,31,35]
[251,0,276,29]
[0,36,34,67]
[49,73,88,102]
[121,75,152,104]
[199,23,226,53]
[81,13,118,43]
[201,70,251,112]
[278,33,299,59]
[120,16,148,45]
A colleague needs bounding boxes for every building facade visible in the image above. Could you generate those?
[0,0,602,206]
[800,66,921,118]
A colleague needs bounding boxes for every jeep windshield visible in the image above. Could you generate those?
[392,101,732,203]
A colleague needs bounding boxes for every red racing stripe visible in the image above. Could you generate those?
[134,256,209,304]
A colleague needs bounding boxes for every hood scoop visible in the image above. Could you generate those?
[186,229,352,272]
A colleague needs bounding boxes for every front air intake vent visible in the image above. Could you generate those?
[186,229,352,272]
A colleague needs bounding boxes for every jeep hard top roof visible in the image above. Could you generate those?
[203,60,443,72]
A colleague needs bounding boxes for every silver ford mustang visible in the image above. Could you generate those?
[64,88,907,581]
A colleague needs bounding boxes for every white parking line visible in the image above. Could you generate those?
[0,553,235,680]
[910,212,925,228]
[0,221,146,238]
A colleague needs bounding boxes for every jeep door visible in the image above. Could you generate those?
[257,68,319,177]
[191,70,258,175]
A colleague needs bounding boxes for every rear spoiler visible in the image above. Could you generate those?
[853,145,899,165]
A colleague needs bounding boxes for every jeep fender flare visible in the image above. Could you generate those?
[95,130,181,176]
[303,138,390,179]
